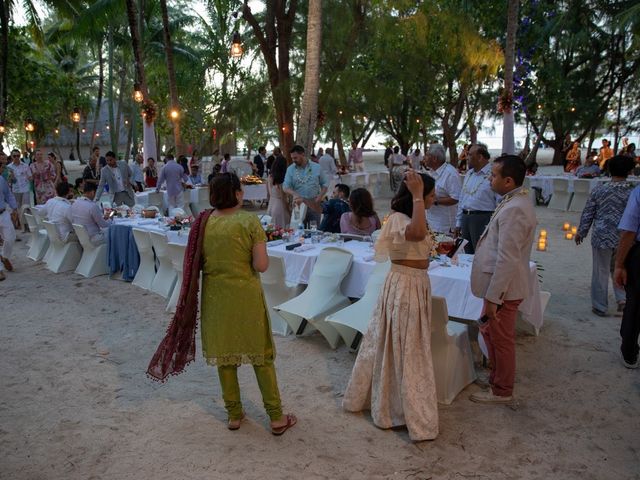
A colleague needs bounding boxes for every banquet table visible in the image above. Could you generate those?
[267,242,544,332]
[106,217,188,281]
[135,186,207,210]
[528,175,640,202]
[243,183,268,202]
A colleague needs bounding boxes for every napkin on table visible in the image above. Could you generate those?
[293,244,315,253]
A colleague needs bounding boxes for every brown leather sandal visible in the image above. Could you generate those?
[271,413,297,436]
[227,412,246,431]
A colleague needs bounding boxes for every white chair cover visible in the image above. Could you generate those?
[41,220,82,273]
[274,247,354,348]
[431,296,477,405]
[166,243,186,312]
[24,213,49,261]
[326,261,391,348]
[260,256,305,336]
[148,231,178,298]
[547,178,573,211]
[131,229,156,290]
[73,224,109,278]
[568,179,590,212]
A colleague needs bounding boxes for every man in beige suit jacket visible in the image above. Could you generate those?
[469,155,537,404]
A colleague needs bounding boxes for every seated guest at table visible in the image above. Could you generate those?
[340,188,381,236]
[575,155,602,178]
[575,155,636,317]
[266,156,291,228]
[614,182,640,369]
[69,181,110,245]
[207,164,222,184]
[319,183,350,233]
[343,171,439,441]
[147,172,297,435]
[188,165,203,186]
[131,154,145,192]
[469,155,536,404]
[96,151,136,207]
[156,154,189,210]
[455,144,499,254]
[425,143,461,234]
[38,181,76,242]
[565,142,581,173]
[144,157,158,188]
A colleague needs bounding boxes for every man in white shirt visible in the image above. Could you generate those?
[348,142,365,172]
[96,151,136,207]
[131,154,145,192]
[69,181,110,244]
[37,182,75,242]
[7,148,32,231]
[425,143,461,234]
[455,144,500,253]
[408,148,424,171]
[318,148,337,178]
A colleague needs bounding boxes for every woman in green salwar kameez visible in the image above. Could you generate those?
[202,173,296,434]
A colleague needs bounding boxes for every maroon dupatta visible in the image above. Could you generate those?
[147,209,213,381]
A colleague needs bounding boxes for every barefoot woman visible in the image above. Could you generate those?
[148,173,296,434]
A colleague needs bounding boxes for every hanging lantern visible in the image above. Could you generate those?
[71,107,81,123]
[170,108,179,120]
[230,31,243,58]
[24,118,35,132]
[0,123,5,134]
[133,82,144,103]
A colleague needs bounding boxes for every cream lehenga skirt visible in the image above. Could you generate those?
[343,263,439,441]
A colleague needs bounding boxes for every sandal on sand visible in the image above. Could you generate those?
[227,412,246,431]
[271,414,297,436]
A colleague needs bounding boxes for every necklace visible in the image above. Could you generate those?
[293,163,313,184]
[462,169,490,196]
[489,188,529,222]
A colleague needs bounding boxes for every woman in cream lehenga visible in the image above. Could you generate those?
[343,170,439,441]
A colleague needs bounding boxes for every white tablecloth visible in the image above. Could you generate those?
[267,244,543,331]
[243,184,268,201]
[528,175,640,201]
[135,187,206,209]
[112,217,189,245]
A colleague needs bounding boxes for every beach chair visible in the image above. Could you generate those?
[42,220,82,273]
[260,256,305,336]
[326,261,390,349]
[274,247,353,348]
[431,296,476,405]
[73,224,109,278]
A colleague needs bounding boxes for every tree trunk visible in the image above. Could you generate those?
[75,126,83,164]
[160,0,182,154]
[525,118,548,167]
[90,43,104,153]
[295,0,322,155]
[0,0,8,140]
[107,27,117,153]
[501,0,519,155]
[335,122,346,166]
[114,67,126,155]
[242,1,298,162]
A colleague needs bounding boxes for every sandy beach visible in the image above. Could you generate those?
[1,155,639,479]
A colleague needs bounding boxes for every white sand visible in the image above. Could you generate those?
[1,159,638,479]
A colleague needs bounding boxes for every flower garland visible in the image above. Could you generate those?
[141,100,157,125]
[497,89,513,114]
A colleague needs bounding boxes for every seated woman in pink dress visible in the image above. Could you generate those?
[339,188,381,235]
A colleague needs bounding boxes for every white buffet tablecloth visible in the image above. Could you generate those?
[528,175,640,201]
[135,187,207,210]
[243,184,268,201]
[267,244,544,332]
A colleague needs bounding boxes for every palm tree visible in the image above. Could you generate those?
[501,0,519,155]
[125,0,157,163]
[159,0,182,154]
[296,0,322,155]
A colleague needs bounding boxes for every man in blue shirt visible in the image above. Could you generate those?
[283,145,328,227]
[0,164,17,280]
[615,183,640,368]
[320,183,350,233]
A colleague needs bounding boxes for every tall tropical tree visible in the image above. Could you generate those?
[501,0,519,155]
[159,0,182,154]
[295,0,321,155]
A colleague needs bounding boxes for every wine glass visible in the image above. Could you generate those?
[309,220,318,232]
[363,235,373,250]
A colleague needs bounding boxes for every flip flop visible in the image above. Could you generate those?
[271,413,297,436]
[227,412,246,431]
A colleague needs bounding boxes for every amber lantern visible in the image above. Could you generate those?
[71,107,81,124]
[133,82,144,103]
[230,31,243,58]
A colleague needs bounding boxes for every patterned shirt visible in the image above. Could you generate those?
[578,180,636,249]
